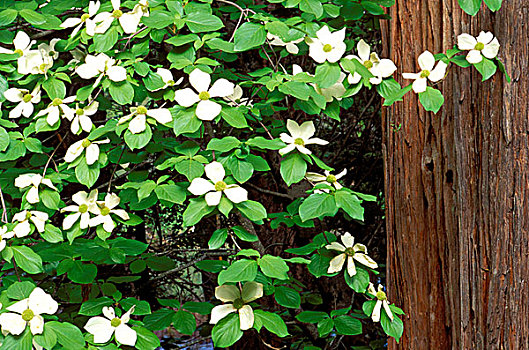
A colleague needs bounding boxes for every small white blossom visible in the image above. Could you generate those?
[174,68,234,121]
[267,32,303,54]
[64,138,110,165]
[61,189,98,230]
[12,210,48,237]
[326,232,378,276]
[0,226,12,252]
[89,193,130,232]
[307,26,346,63]
[0,288,58,336]
[306,169,347,191]
[279,120,328,156]
[76,53,127,86]
[93,0,145,35]
[153,68,183,91]
[60,1,100,37]
[15,173,58,204]
[188,161,248,206]
[210,282,263,330]
[367,283,394,322]
[0,31,39,75]
[402,51,447,93]
[36,96,76,126]
[457,31,500,64]
[118,105,172,134]
[66,101,98,134]
[223,85,253,107]
[38,38,60,61]
[343,39,397,85]
[84,306,137,346]
[3,85,41,119]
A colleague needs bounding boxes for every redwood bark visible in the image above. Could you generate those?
[381,2,529,349]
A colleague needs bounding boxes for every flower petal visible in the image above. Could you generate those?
[429,61,448,82]
[382,300,394,321]
[357,39,371,62]
[146,108,172,124]
[196,100,222,121]
[457,33,477,50]
[476,31,494,45]
[354,253,378,269]
[346,256,357,277]
[29,315,44,335]
[115,324,137,346]
[238,305,254,330]
[417,50,435,71]
[85,143,100,165]
[84,317,114,343]
[107,66,127,82]
[341,232,354,248]
[0,313,27,335]
[188,178,215,196]
[174,88,200,107]
[327,253,346,274]
[128,114,146,134]
[224,186,248,204]
[205,190,222,206]
[371,300,382,322]
[241,281,263,303]
[215,285,240,302]
[210,304,236,324]
[209,79,235,98]
[205,161,225,183]
[189,68,211,93]
[412,77,427,93]
[482,38,500,59]
[325,241,346,252]
[466,50,483,64]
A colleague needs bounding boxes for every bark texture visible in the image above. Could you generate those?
[381,2,529,349]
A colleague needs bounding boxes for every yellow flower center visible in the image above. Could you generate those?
[22,309,34,321]
[100,206,110,216]
[198,91,210,100]
[345,247,355,256]
[294,138,305,146]
[363,60,373,69]
[25,212,32,220]
[79,204,88,213]
[52,98,63,106]
[14,49,23,56]
[323,44,333,52]
[39,63,49,72]
[376,291,387,301]
[326,175,337,183]
[76,108,84,115]
[23,93,33,103]
[214,181,227,191]
[112,9,123,18]
[167,80,175,86]
[81,139,92,148]
[136,106,148,115]
[420,70,430,78]
[81,13,90,22]
[232,298,244,310]
[474,42,485,51]
[110,317,121,327]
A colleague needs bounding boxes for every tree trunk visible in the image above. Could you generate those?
[381,2,529,349]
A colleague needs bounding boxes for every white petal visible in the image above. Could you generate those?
[208,79,234,98]
[326,42,346,63]
[189,68,211,93]
[466,50,483,64]
[0,313,27,335]
[341,232,354,247]
[196,100,222,121]
[76,63,100,79]
[63,212,81,230]
[325,241,346,252]
[305,137,328,146]
[412,77,427,93]
[4,88,24,102]
[7,299,30,313]
[308,42,327,64]
[128,114,146,134]
[94,16,114,34]
[79,115,93,132]
[285,43,299,54]
[29,315,44,335]
[357,39,371,62]
[417,50,435,71]
[278,144,295,156]
[188,178,215,196]
[348,72,362,84]
[373,59,397,78]
[346,256,357,277]
[156,68,173,83]
[238,305,254,330]
[224,186,248,204]
[296,145,312,155]
[482,38,500,59]
[210,304,237,324]
[30,215,47,233]
[13,32,31,51]
[327,253,346,274]
[298,121,315,140]
[305,172,327,182]
[383,300,394,321]
[354,253,378,269]
[146,108,172,124]
[60,17,82,29]
[205,161,225,182]
[315,26,332,42]
[205,191,222,206]
[457,33,477,50]
[371,300,382,322]
[84,317,114,343]
[26,186,40,204]
[119,12,141,34]
[476,31,494,45]
[429,61,447,82]
[64,140,84,163]
[14,221,31,237]
[215,285,240,302]
[174,88,200,107]
[241,281,263,303]
[85,143,100,165]
[402,72,420,80]
[107,66,126,82]
[115,324,137,346]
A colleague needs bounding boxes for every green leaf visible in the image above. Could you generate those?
[280,153,307,186]
[334,190,364,220]
[144,309,175,330]
[234,22,266,51]
[19,9,46,25]
[362,1,384,15]
[67,261,97,284]
[258,254,289,280]
[344,267,370,293]
[208,228,228,249]
[299,193,337,222]
[333,315,362,335]
[317,317,334,337]
[299,0,323,17]
[143,10,174,29]
[483,0,501,11]
[279,81,312,101]
[182,301,214,315]
[218,259,258,284]
[12,246,43,274]
[0,126,9,152]
[236,200,267,221]
[185,12,224,33]
[274,286,301,308]
[40,189,60,210]
[246,137,285,150]
[207,137,241,152]
[42,77,66,99]
[155,184,186,204]
[1,329,33,350]
[314,62,341,88]
[183,198,215,226]
[93,27,119,52]
[457,0,482,15]
[109,81,134,105]
[220,107,248,128]
[134,326,161,350]
[232,226,258,242]
[34,324,58,350]
[211,313,243,348]
[79,297,114,316]
[381,312,404,342]
[173,109,202,136]
[473,57,497,81]
[172,310,196,335]
[253,310,289,337]
[296,311,328,323]
[75,161,100,188]
[7,281,36,300]
[46,321,85,349]
[418,87,445,113]
[0,9,18,27]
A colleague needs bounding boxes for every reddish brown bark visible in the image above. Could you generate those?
[381,2,529,349]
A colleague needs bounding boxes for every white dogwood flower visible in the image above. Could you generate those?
[36,96,76,126]
[402,51,447,93]
[118,105,172,134]
[4,85,41,119]
[61,189,99,230]
[0,226,11,252]
[64,138,110,165]
[89,193,130,232]
[174,68,234,121]
[76,53,126,86]
[153,68,183,91]
[60,1,100,37]
[367,283,394,322]
[307,26,346,63]
[457,31,500,64]
[93,0,144,34]
[67,101,98,134]
[210,282,263,330]
[0,31,39,75]
[306,169,347,191]
[0,288,58,336]
[84,306,137,346]
[267,33,303,54]
[38,38,60,61]
[223,85,252,107]
[15,173,57,204]
[279,120,328,156]
[343,39,397,85]
[326,232,378,276]
[188,162,248,206]
[12,210,48,237]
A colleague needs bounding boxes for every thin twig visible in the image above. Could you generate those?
[0,186,8,223]
[246,182,293,199]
